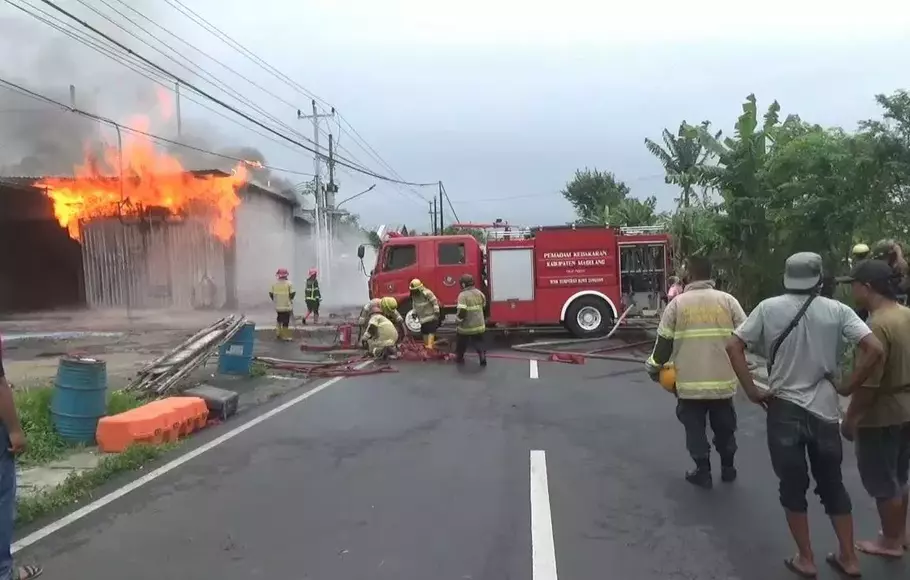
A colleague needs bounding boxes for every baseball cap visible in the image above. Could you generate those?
[783,252,823,291]
[836,259,896,295]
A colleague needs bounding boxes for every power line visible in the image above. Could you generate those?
[7,0,315,164]
[157,0,429,193]
[0,77,316,178]
[440,182,460,224]
[28,0,437,187]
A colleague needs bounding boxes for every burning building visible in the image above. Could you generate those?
[0,121,313,313]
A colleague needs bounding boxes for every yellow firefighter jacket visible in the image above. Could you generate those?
[654,280,747,399]
[270,280,294,313]
[363,313,399,350]
[412,287,440,324]
[456,288,486,335]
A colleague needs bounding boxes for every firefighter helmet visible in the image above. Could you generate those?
[380,296,398,313]
[308,268,318,277]
[460,273,474,288]
[370,299,383,314]
[852,243,870,258]
[276,268,289,279]
[409,279,424,291]
[658,364,677,393]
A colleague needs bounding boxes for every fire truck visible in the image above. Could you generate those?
[357,222,672,337]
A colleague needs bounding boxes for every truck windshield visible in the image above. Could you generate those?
[381,244,417,272]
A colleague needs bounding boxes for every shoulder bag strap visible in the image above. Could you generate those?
[767,293,818,375]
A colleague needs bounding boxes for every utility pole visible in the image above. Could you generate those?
[297,100,335,285]
[326,133,338,272]
[429,199,438,235]
[438,181,445,234]
[175,81,182,137]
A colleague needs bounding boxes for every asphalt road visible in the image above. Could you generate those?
[15,352,910,580]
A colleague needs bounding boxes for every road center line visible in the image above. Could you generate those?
[529,359,539,379]
[12,360,373,554]
[530,450,558,580]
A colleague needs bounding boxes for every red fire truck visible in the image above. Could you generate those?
[357,222,672,337]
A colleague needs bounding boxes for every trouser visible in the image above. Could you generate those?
[675,398,738,464]
[855,421,910,500]
[276,311,292,328]
[455,332,486,360]
[0,440,16,580]
[766,398,852,515]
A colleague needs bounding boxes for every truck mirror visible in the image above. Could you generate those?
[357,244,365,259]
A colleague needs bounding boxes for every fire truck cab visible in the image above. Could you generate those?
[359,223,671,338]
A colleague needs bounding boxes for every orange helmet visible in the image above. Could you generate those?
[308,268,318,278]
[276,268,289,279]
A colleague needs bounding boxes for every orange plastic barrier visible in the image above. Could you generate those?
[96,396,210,453]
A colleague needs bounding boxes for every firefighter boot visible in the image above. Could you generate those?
[275,327,282,340]
[685,458,713,489]
[479,350,488,367]
[426,334,436,350]
[720,456,737,483]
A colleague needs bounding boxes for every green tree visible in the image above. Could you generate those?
[645,121,719,208]
[560,168,630,223]
[607,196,660,227]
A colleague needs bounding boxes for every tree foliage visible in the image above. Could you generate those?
[559,89,910,309]
[560,168,631,224]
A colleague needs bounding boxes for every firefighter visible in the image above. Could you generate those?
[361,301,400,359]
[379,296,406,338]
[454,274,487,366]
[409,279,440,349]
[852,243,871,263]
[303,268,322,324]
[645,255,747,488]
[269,268,295,341]
[358,298,382,340]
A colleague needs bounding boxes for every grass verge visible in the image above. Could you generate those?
[15,386,147,466]
[15,442,177,528]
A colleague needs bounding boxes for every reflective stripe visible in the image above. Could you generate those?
[668,328,734,339]
[457,304,483,311]
[676,379,737,399]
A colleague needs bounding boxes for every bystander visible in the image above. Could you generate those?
[726,252,883,578]
[0,335,43,580]
[840,259,910,558]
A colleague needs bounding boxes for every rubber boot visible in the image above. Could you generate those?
[275,327,282,340]
[479,350,487,366]
[720,456,737,483]
[314,314,319,325]
[685,458,713,489]
[427,334,436,350]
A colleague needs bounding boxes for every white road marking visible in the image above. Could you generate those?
[12,360,372,554]
[530,450,559,580]
[529,359,539,379]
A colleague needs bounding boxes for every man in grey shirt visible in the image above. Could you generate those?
[726,252,883,578]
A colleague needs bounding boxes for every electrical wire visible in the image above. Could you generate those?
[157,0,431,194]
[6,0,316,167]
[0,77,317,178]
[440,181,461,224]
[27,0,437,187]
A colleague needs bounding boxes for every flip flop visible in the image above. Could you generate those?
[784,557,817,578]
[826,554,861,578]
[17,566,43,580]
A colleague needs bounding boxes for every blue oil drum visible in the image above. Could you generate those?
[217,322,256,375]
[51,356,108,444]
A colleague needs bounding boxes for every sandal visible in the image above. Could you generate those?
[784,556,817,578]
[825,554,861,578]
[17,565,43,580]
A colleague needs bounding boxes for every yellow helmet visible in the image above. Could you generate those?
[380,296,398,313]
[852,243,870,257]
[409,279,424,291]
[658,364,677,393]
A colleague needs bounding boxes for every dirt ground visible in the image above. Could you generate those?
[1,306,360,389]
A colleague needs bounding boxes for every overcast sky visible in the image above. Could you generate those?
[2,0,909,230]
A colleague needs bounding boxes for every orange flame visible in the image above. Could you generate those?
[38,116,246,243]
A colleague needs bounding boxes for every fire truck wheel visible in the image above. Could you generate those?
[565,296,614,338]
[398,301,423,336]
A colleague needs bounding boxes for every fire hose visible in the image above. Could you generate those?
[509,305,653,364]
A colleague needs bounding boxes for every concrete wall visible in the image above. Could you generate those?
[234,188,296,308]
